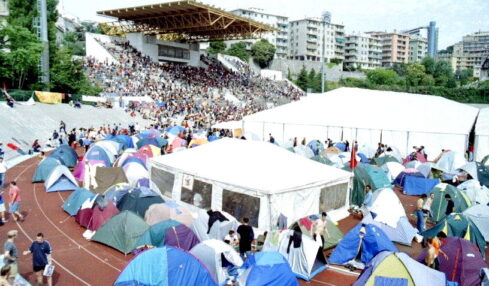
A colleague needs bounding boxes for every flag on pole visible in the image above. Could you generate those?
[350,143,358,169]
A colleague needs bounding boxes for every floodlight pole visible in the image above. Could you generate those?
[321,18,326,93]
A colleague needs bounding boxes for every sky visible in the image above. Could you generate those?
[61,0,489,49]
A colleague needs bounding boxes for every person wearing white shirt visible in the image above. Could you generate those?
[224,230,239,248]
[0,157,7,190]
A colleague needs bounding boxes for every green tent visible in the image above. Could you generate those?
[311,155,335,166]
[422,213,486,258]
[91,211,149,254]
[289,215,343,250]
[351,164,392,206]
[135,219,180,248]
[429,184,472,223]
[372,155,399,166]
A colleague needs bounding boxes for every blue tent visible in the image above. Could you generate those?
[85,146,111,166]
[121,157,147,170]
[62,188,95,216]
[44,165,78,192]
[208,136,220,142]
[334,142,347,152]
[115,246,217,286]
[239,252,298,286]
[104,183,132,204]
[357,153,370,163]
[51,145,78,168]
[403,176,440,195]
[32,157,62,182]
[307,140,324,156]
[111,135,134,149]
[329,223,398,265]
[393,171,424,188]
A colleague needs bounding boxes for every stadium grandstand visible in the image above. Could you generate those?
[85,1,304,129]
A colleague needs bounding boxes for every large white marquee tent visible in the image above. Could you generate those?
[242,87,479,159]
[149,138,352,230]
[475,107,489,161]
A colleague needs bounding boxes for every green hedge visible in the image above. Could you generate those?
[0,90,34,101]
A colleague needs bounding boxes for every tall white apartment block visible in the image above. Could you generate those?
[408,35,428,63]
[344,33,381,70]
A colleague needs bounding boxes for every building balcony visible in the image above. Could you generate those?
[306,38,318,43]
[307,44,319,50]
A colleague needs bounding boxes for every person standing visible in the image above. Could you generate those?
[361,185,373,217]
[237,217,254,260]
[59,121,66,134]
[416,195,426,232]
[313,212,329,248]
[445,194,454,216]
[0,188,7,223]
[0,157,7,190]
[3,230,19,281]
[0,143,4,158]
[423,193,434,219]
[23,233,53,286]
[8,182,23,222]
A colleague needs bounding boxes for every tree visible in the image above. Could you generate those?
[366,68,398,85]
[50,47,101,95]
[391,63,408,77]
[406,63,426,87]
[0,25,43,89]
[251,39,276,68]
[295,65,308,91]
[207,41,227,55]
[307,68,316,91]
[225,42,249,62]
[433,60,453,79]
[421,57,436,75]
[287,68,292,81]
[455,69,474,85]
[63,31,85,56]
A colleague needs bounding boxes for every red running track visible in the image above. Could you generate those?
[0,156,360,286]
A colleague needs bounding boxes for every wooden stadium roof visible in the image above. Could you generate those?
[97,1,277,41]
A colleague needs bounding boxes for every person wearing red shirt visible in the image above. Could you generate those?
[8,182,23,222]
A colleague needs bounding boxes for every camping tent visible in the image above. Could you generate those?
[263,229,328,281]
[457,179,489,205]
[144,202,194,226]
[433,151,467,175]
[191,209,239,242]
[372,155,399,166]
[150,138,352,229]
[135,219,199,251]
[91,167,128,194]
[393,170,424,188]
[351,164,391,207]
[109,134,134,149]
[138,145,161,158]
[44,165,78,192]
[75,195,98,228]
[463,204,489,242]
[190,239,243,286]
[32,157,62,182]
[354,251,447,286]
[91,210,149,254]
[237,251,298,286]
[84,145,112,167]
[103,183,132,204]
[62,188,95,216]
[402,175,439,196]
[122,161,149,186]
[417,237,488,286]
[88,201,120,231]
[329,223,398,267]
[116,188,164,217]
[73,159,106,182]
[429,183,472,222]
[289,215,343,250]
[242,88,479,158]
[422,213,486,258]
[363,188,417,245]
[381,162,405,181]
[93,140,121,159]
[51,145,78,168]
[114,246,217,286]
[475,107,489,161]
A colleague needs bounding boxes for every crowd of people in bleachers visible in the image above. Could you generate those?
[83,39,304,129]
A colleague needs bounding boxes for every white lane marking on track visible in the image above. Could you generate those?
[32,183,122,272]
[310,279,338,286]
[328,266,360,276]
[12,162,91,286]
[57,192,65,202]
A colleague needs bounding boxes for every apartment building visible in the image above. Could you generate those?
[408,35,428,63]
[368,31,410,67]
[230,8,289,59]
[445,31,489,77]
[288,17,345,62]
[344,33,381,70]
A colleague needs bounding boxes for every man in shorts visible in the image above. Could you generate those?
[23,233,53,286]
[3,230,18,282]
[8,182,22,222]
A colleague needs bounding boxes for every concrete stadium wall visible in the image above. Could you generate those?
[0,102,149,161]
[267,59,366,82]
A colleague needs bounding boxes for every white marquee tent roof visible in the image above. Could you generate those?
[243,87,479,135]
[476,107,489,136]
[150,138,351,194]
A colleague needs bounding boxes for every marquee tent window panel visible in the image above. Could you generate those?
[151,169,175,197]
[320,183,348,212]
[222,190,260,227]
[181,178,212,209]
